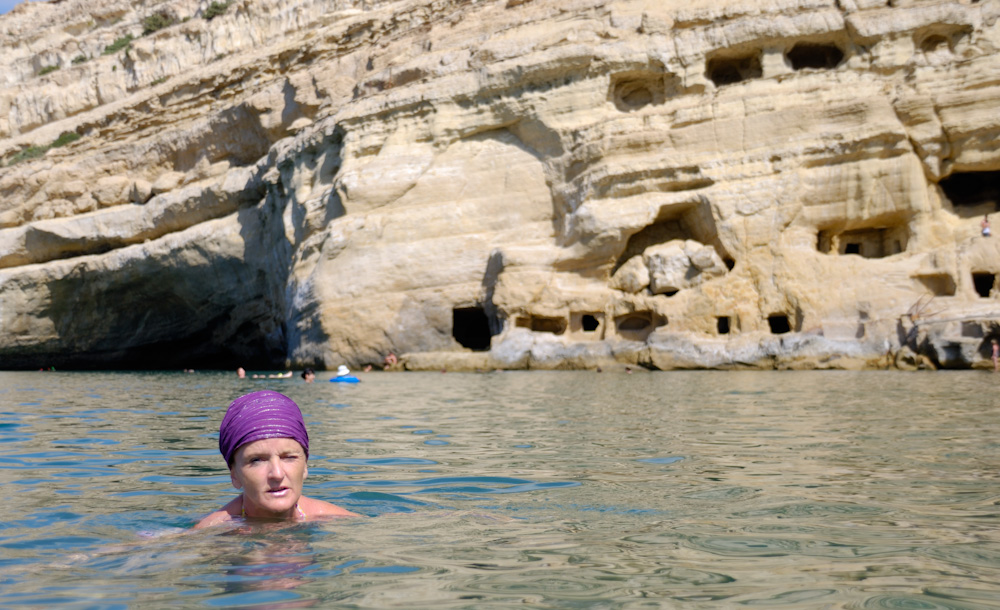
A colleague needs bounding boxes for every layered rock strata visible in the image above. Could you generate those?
[0,0,998,370]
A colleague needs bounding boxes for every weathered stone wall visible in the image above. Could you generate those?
[0,0,998,370]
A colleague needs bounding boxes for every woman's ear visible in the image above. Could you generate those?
[230,467,243,490]
[303,463,309,480]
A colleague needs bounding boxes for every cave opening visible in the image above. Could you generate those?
[972,273,996,298]
[615,312,663,341]
[916,274,956,296]
[706,52,763,86]
[582,314,600,332]
[768,314,791,334]
[940,170,1000,217]
[530,316,567,335]
[786,43,844,70]
[717,316,731,335]
[453,307,493,351]
[818,224,908,258]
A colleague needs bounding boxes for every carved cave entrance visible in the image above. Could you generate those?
[818,224,908,258]
[916,274,956,297]
[706,52,762,86]
[940,170,1000,218]
[613,200,731,279]
[768,314,792,334]
[717,316,731,335]
[515,315,567,335]
[453,307,494,351]
[614,312,665,342]
[972,273,996,298]
[569,312,604,339]
[786,43,844,70]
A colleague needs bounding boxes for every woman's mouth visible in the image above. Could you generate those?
[267,487,289,497]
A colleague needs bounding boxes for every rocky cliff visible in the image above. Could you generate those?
[1,0,998,370]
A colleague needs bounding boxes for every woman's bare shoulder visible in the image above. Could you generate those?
[192,497,242,529]
[300,496,361,518]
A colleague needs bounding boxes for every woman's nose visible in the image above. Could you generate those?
[267,457,285,479]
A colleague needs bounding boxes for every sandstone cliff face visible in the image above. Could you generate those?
[1,0,998,370]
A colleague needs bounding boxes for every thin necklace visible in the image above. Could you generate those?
[241,494,307,519]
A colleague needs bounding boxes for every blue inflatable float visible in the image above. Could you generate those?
[330,376,360,383]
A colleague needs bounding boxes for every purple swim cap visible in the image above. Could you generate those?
[219,390,309,466]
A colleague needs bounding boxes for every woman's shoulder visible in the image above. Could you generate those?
[192,497,242,529]
[300,496,361,518]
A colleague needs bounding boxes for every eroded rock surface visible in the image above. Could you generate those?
[1,0,998,370]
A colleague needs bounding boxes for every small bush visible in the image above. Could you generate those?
[150,76,167,86]
[142,12,175,35]
[6,146,48,166]
[103,34,133,55]
[204,1,231,20]
[38,65,60,76]
[4,132,81,167]
[72,55,88,65]
[52,131,81,148]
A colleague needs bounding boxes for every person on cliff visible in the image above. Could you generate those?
[992,339,999,373]
[982,214,991,237]
[194,390,359,528]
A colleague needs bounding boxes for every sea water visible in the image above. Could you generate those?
[1,369,999,609]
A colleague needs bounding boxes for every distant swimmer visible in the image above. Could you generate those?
[194,390,360,528]
[301,368,315,383]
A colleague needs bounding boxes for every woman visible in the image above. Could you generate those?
[194,390,359,528]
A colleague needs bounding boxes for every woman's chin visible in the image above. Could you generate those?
[249,495,300,518]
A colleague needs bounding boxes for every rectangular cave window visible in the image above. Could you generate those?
[717,316,730,335]
[453,307,493,351]
[786,43,844,70]
[768,314,791,334]
[972,272,996,298]
[821,226,908,258]
[582,314,600,332]
[939,170,1000,216]
[530,316,567,335]
[961,321,983,338]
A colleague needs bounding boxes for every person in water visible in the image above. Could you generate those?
[194,390,359,528]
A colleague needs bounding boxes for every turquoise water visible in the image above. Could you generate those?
[1,370,1000,608]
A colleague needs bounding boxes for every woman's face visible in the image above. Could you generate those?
[230,437,308,519]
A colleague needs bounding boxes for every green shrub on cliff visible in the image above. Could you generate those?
[142,12,175,35]
[72,55,88,65]
[38,65,60,76]
[204,1,232,20]
[4,132,81,167]
[52,132,81,148]
[103,34,133,55]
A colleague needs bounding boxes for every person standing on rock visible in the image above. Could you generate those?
[194,390,359,528]
[982,214,991,237]
[992,339,999,373]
